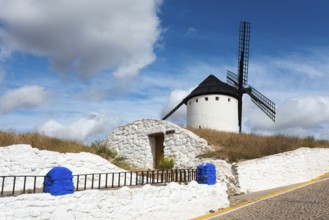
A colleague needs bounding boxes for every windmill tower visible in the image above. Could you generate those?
[162,21,276,132]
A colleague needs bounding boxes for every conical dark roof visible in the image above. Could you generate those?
[183,74,238,103]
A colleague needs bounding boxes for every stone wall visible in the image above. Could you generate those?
[103,119,212,169]
[0,181,229,220]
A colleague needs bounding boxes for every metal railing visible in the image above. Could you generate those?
[1,169,197,197]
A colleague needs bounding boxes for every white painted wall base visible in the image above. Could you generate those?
[0,145,229,219]
[181,147,329,194]
[236,147,329,193]
[0,181,229,220]
[2,145,329,218]
[0,144,125,175]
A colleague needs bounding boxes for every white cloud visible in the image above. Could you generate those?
[274,57,324,78]
[0,0,162,79]
[252,48,329,81]
[0,85,49,114]
[242,48,329,139]
[38,112,122,143]
[185,27,196,37]
[161,88,193,124]
[158,52,329,140]
[319,128,329,140]
[246,95,329,138]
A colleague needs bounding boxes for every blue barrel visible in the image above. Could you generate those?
[43,166,75,196]
[196,163,216,185]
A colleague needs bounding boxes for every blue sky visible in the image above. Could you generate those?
[0,0,329,143]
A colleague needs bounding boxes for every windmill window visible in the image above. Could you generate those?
[228,98,231,102]
[196,99,198,103]
[216,97,219,101]
[205,97,208,101]
[189,101,191,105]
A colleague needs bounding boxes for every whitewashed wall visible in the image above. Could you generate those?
[185,158,241,194]
[236,147,329,193]
[0,145,230,220]
[0,144,125,175]
[0,145,128,192]
[104,119,212,169]
[0,181,229,220]
[183,148,329,194]
[3,144,329,201]
[187,94,239,132]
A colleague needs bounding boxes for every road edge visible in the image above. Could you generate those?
[193,172,329,220]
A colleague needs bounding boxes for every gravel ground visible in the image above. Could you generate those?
[212,178,329,220]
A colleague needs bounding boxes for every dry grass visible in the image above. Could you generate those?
[0,130,135,170]
[3,128,329,165]
[0,129,94,153]
[188,127,329,162]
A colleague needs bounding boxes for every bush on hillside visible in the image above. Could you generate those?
[111,156,134,170]
[91,141,117,160]
[158,156,175,170]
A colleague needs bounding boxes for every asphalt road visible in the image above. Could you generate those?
[211,178,329,220]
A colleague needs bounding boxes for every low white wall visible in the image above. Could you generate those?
[237,147,329,193]
[0,181,229,220]
[4,144,329,218]
[184,158,240,194]
[0,144,127,191]
[0,144,125,175]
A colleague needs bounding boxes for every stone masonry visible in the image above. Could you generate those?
[103,119,212,169]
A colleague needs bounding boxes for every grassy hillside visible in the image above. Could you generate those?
[2,129,329,164]
[188,127,329,162]
[0,130,93,153]
[0,130,133,170]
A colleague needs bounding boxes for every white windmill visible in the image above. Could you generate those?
[162,22,276,133]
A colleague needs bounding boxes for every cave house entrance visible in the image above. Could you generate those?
[149,132,164,169]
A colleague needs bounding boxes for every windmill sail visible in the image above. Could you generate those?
[246,86,276,122]
[227,70,239,89]
[228,21,275,132]
[162,21,275,133]
[162,100,185,120]
[238,21,250,87]
[236,21,251,133]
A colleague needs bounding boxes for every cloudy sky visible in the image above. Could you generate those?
[0,0,328,143]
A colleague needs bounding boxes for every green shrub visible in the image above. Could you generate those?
[91,141,117,160]
[302,136,316,148]
[158,156,175,170]
[112,156,133,170]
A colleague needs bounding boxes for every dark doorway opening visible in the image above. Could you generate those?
[149,133,164,169]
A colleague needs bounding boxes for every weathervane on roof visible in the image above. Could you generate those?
[162,21,276,133]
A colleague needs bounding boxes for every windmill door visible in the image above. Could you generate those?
[150,133,164,169]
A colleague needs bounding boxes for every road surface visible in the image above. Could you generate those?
[211,178,329,220]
